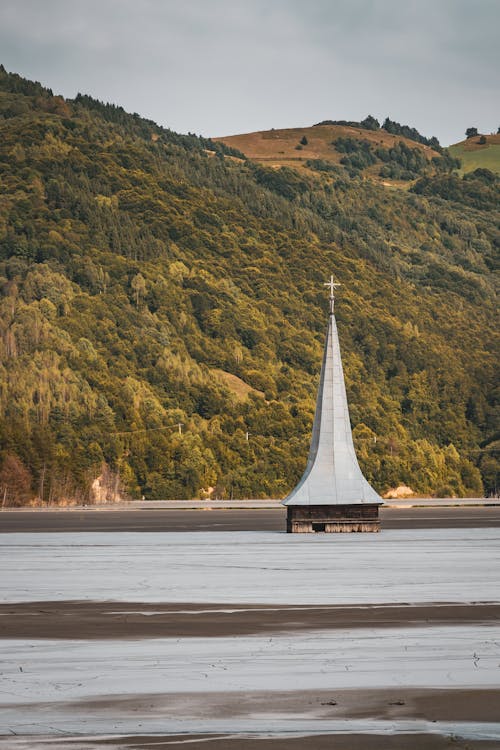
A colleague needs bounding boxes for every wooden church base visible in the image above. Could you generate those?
[286,504,381,533]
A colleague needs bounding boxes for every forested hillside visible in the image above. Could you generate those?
[0,65,498,504]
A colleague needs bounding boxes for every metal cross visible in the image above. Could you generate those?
[324,275,341,312]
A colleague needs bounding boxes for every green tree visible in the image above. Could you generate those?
[131,273,147,307]
[0,454,33,506]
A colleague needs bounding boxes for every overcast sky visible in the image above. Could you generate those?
[1,0,498,145]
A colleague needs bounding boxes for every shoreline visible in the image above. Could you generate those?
[2,506,500,533]
[1,496,498,512]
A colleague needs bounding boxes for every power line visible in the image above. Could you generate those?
[112,423,185,436]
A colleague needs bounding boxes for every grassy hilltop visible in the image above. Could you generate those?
[449,133,500,175]
[214,119,444,185]
[217,121,500,184]
[0,66,498,504]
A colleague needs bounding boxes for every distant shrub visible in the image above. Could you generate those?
[431,150,461,172]
[332,137,432,179]
[411,170,499,209]
[361,115,380,131]
[313,114,441,150]
[313,114,379,131]
[251,165,309,199]
[305,159,343,175]
[383,117,441,150]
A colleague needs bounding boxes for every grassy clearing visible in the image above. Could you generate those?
[214,124,439,177]
[212,369,264,401]
[449,135,500,175]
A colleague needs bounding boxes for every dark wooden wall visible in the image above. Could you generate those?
[286,504,380,533]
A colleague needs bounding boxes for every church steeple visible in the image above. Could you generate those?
[283,276,382,531]
[324,274,340,314]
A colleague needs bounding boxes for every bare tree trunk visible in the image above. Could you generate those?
[39,462,46,503]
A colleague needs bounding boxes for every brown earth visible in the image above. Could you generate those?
[454,133,500,151]
[1,600,498,639]
[77,735,500,750]
[214,124,439,175]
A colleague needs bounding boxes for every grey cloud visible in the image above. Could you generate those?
[0,0,498,144]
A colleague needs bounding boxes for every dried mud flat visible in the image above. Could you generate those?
[1,516,499,748]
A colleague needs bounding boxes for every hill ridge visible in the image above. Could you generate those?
[214,122,459,184]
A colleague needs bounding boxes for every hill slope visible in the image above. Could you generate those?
[449,134,500,175]
[0,66,498,504]
[214,123,440,180]
[213,117,462,185]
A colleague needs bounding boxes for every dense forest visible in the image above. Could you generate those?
[0,65,498,504]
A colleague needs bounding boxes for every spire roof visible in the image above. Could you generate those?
[283,279,382,506]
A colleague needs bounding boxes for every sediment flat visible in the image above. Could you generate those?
[1,505,500,532]
[3,688,500,748]
[24,687,500,722]
[2,517,499,748]
[1,600,499,639]
[3,733,499,749]
[3,528,499,605]
[4,626,500,703]
[55,733,500,750]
